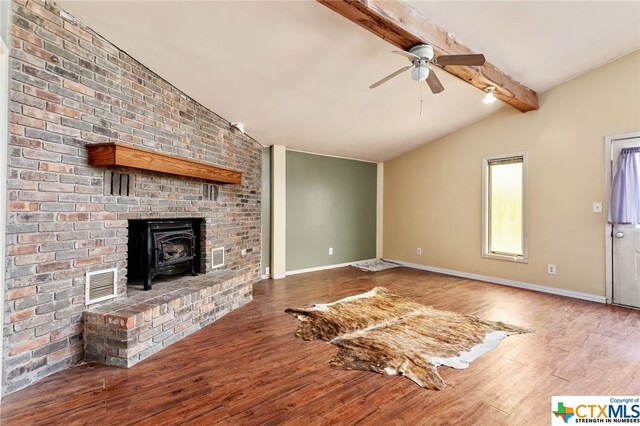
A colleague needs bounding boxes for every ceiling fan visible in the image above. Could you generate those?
[369,44,486,94]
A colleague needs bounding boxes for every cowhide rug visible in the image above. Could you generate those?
[285,287,532,390]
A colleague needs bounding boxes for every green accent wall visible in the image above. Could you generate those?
[286,151,376,271]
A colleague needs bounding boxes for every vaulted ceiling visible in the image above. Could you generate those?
[58,1,640,162]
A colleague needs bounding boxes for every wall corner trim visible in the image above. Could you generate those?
[270,145,287,279]
[376,162,384,258]
[387,259,607,304]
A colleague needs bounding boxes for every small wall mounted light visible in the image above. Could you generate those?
[483,86,497,104]
[230,122,245,134]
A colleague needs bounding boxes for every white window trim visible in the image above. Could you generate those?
[481,152,529,263]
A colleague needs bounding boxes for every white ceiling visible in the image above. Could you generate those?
[58,1,640,162]
[409,1,640,93]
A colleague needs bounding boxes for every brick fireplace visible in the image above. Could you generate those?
[4,0,262,394]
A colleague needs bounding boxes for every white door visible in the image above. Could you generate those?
[611,137,640,308]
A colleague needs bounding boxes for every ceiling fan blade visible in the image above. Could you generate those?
[392,50,421,60]
[425,70,444,94]
[369,65,413,89]
[436,54,486,66]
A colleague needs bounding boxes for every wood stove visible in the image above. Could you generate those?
[128,219,201,290]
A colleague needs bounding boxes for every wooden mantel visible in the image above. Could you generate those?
[87,142,242,184]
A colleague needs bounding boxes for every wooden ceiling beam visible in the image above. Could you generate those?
[318,0,539,112]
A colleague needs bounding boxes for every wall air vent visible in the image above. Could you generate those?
[203,183,218,201]
[104,171,133,196]
[212,247,225,269]
[85,268,117,305]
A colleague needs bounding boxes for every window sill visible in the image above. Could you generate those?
[482,253,528,263]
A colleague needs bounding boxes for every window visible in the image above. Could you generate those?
[482,153,528,262]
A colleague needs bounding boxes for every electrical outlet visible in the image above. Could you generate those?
[328,247,333,255]
[265,267,270,275]
[592,202,603,213]
[547,264,557,275]
[416,247,422,255]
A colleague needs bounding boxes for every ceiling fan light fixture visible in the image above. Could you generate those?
[483,86,497,104]
[370,43,486,94]
[411,64,430,82]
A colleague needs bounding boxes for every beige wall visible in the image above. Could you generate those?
[384,51,640,296]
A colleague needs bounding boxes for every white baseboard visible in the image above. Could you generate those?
[386,259,607,304]
[261,274,270,280]
[286,258,377,276]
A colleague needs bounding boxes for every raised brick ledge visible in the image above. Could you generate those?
[83,272,253,368]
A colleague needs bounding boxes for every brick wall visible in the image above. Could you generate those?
[4,0,262,394]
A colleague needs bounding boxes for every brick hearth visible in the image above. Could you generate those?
[84,272,251,368]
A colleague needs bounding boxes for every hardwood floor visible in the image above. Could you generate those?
[1,267,639,425]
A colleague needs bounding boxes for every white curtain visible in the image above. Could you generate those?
[608,147,640,224]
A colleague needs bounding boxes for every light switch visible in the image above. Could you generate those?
[592,202,603,213]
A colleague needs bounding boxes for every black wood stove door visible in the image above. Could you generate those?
[153,231,195,270]
[128,219,200,290]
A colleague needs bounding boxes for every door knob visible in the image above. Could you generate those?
[615,231,624,238]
